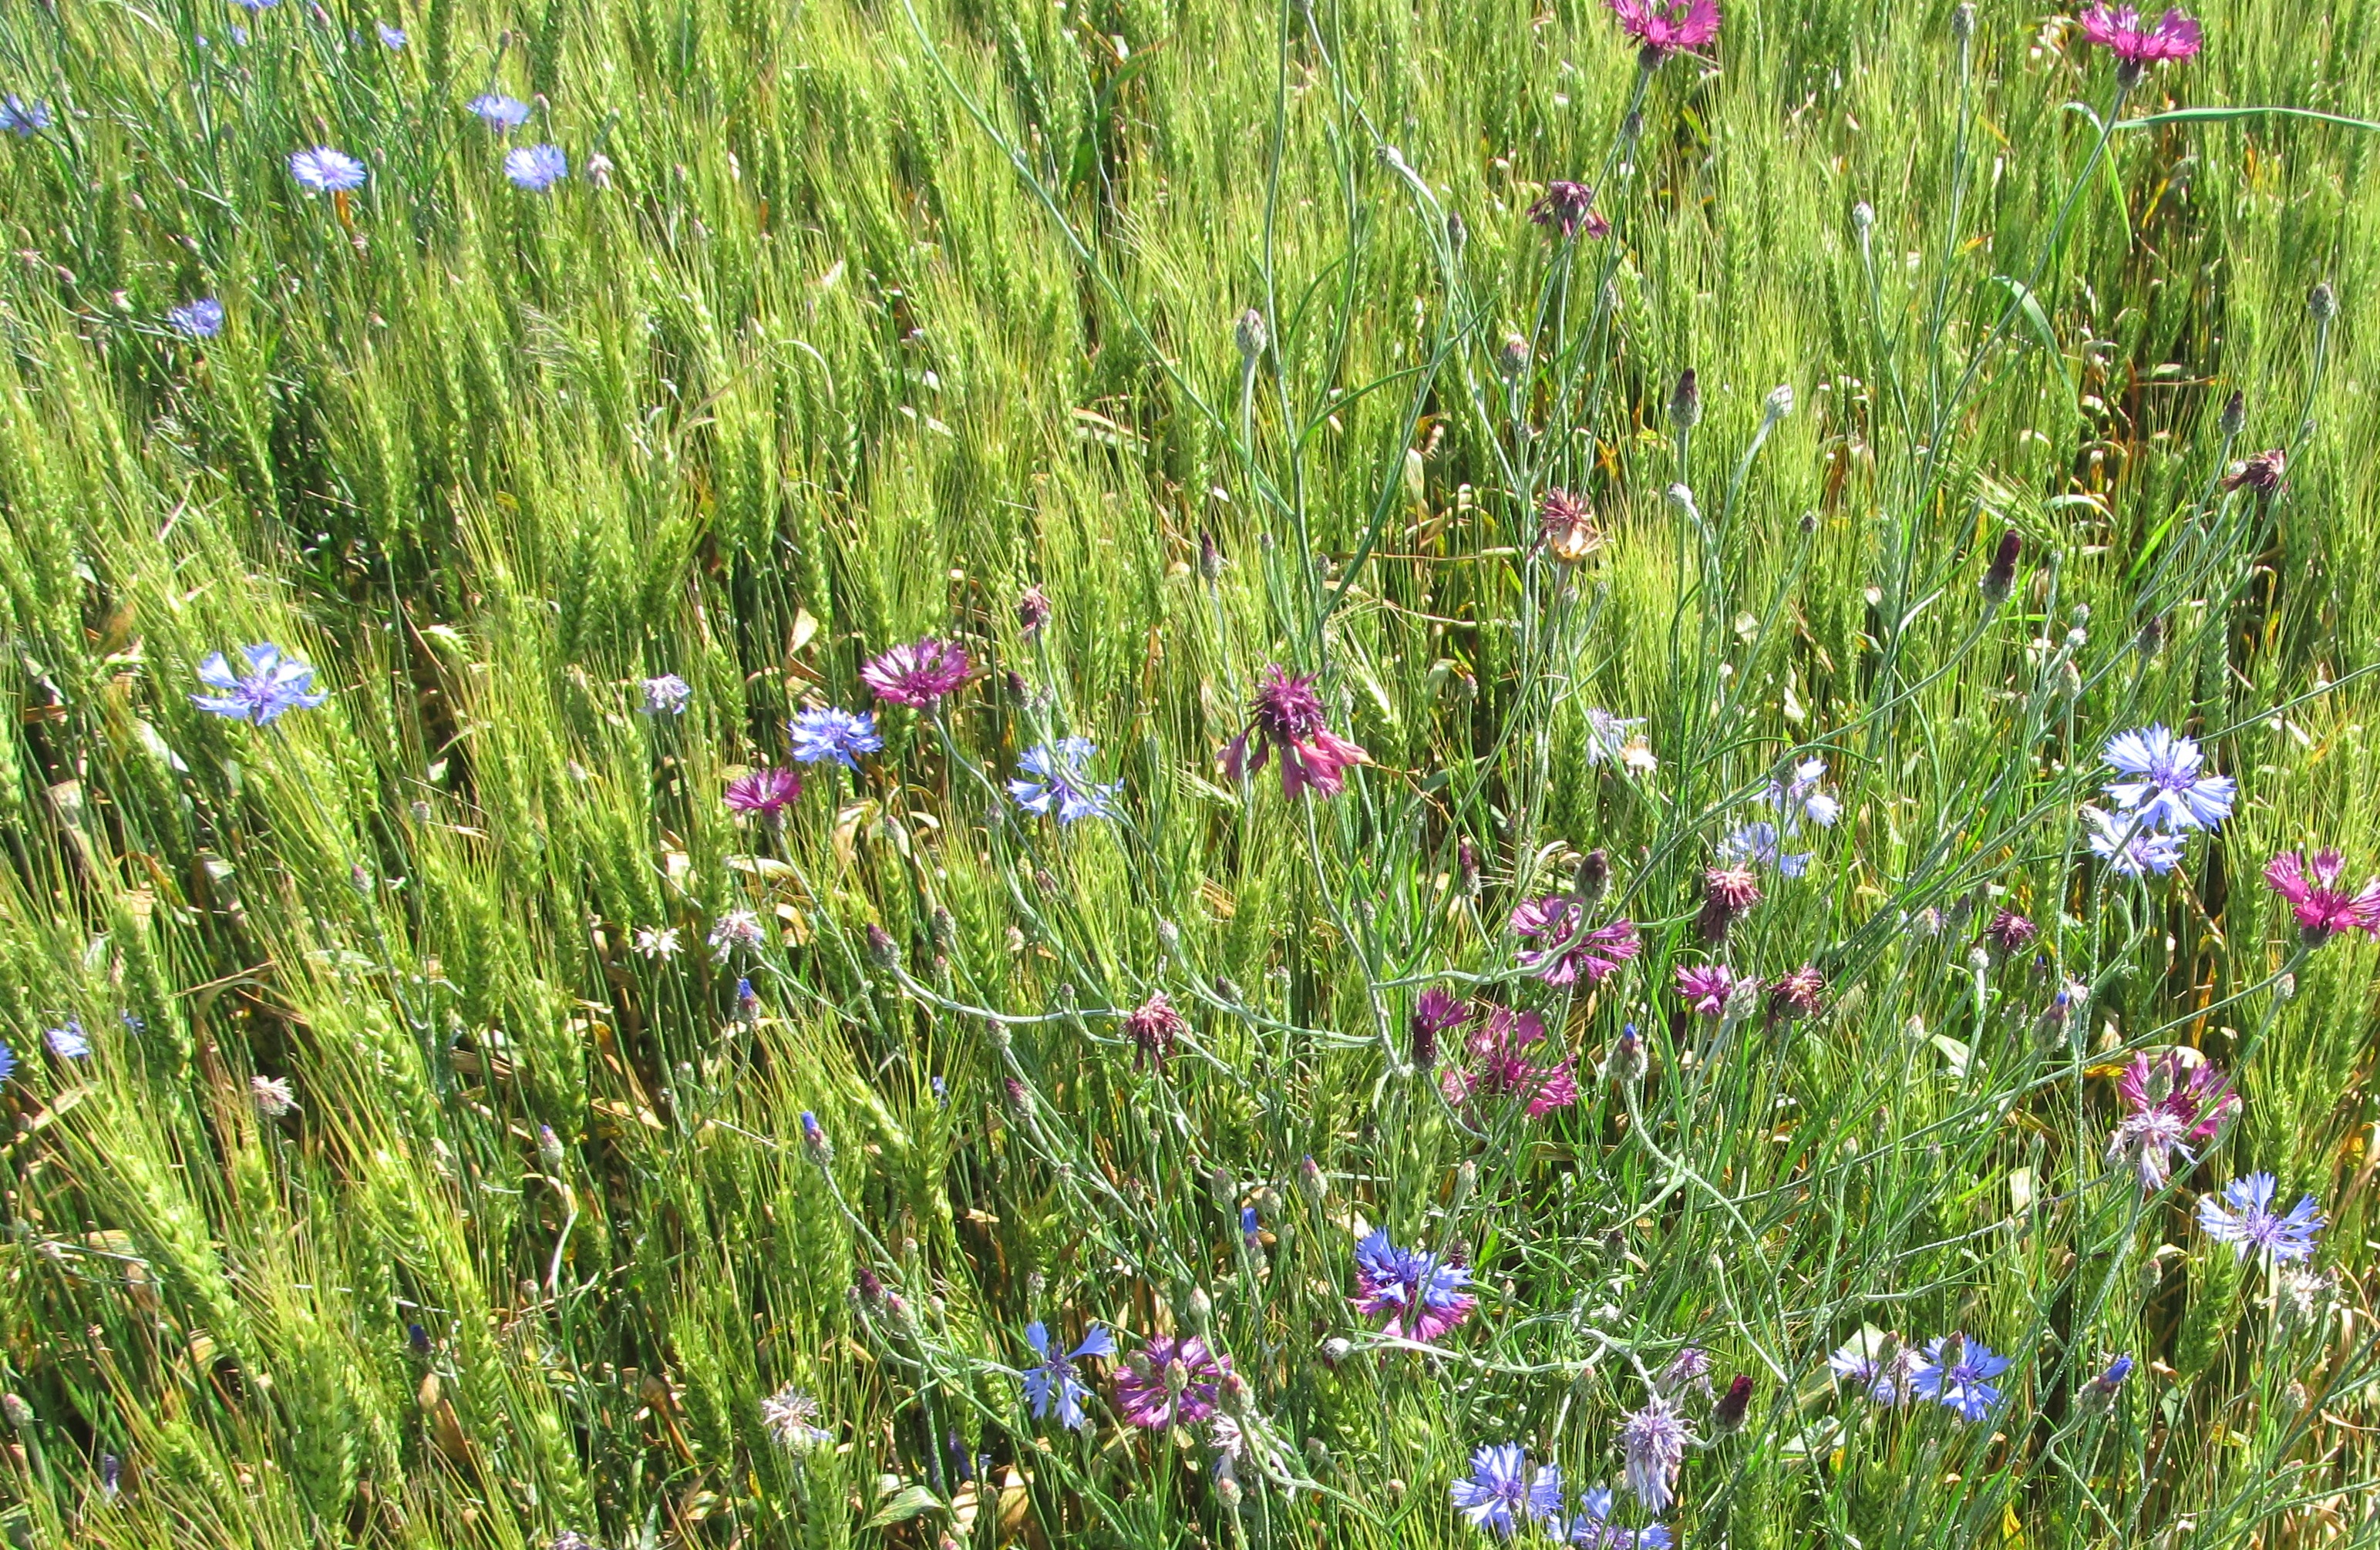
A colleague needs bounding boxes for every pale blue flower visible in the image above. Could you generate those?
[1008,738,1119,824]
[1909,1334,2011,1423]
[467,92,530,130]
[168,298,224,338]
[193,644,330,725]
[376,20,406,46]
[288,146,367,192]
[1,96,49,136]
[2102,725,2234,832]
[2082,805,2186,876]
[1021,1322,1112,1430]
[2199,1172,2324,1262]
[503,143,567,191]
[789,708,882,770]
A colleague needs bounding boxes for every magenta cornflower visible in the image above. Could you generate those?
[1123,994,1187,1068]
[1443,1007,1577,1117]
[1673,963,1736,1018]
[1766,964,1825,1021]
[725,766,803,819]
[861,637,971,707]
[1984,909,2038,957]
[1698,866,1762,942]
[1220,664,1369,799]
[1609,0,1720,57]
[1410,987,1471,1070]
[1510,897,1641,987]
[2263,849,2380,946]
[1352,1228,1476,1341]
[2106,1051,2234,1190]
[1111,1335,1229,1430]
[1527,181,1609,240]
[2076,6,2201,82]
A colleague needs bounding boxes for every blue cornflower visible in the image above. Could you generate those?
[1008,738,1120,824]
[1828,1331,1912,1406]
[640,674,692,714]
[503,143,567,191]
[1760,757,1840,829]
[2,96,49,136]
[2081,805,2186,876]
[168,298,224,338]
[789,707,883,770]
[1240,1205,1262,1248]
[1450,1444,1563,1538]
[193,644,331,725]
[2079,1353,2133,1414]
[0,1040,15,1083]
[1719,819,1809,877]
[46,1017,90,1059]
[2102,725,2234,832]
[288,146,367,193]
[1909,1334,2011,1423]
[1352,1227,1476,1340]
[1567,1486,1673,1549]
[1020,1321,1112,1430]
[467,93,531,130]
[2198,1172,2324,1263]
[229,0,278,11]
[376,20,406,46]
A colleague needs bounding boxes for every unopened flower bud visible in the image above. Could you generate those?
[1668,368,1701,430]
[800,1110,833,1163]
[1297,1155,1328,1209]
[1763,383,1794,422]
[1497,333,1531,380]
[1981,528,2021,603]
[1607,1023,1647,1086]
[538,1125,566,1175]
[865,923,897,969]
[1712,1373,1753,1434]
[1319,1336,1352,1367]
[1851,200,1873,233]
[1165,1357,1190,1400]
[1209,1165,1236,1210]
[1572,849,1609,907]
[1199,530,1226,581]
[1235,308,1267,360]
[2310,281,2337,324]
[1446,211,1467,254]
[1215,1474,1243,1509]
[1,1394,31,1431]
[1951,2,1974,41]
[930,906,958,957]
[2218,388,2246,438]
[1448,1160,1477,1218]
[1456,836,1482,896]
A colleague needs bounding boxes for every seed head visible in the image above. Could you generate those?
[1669,368,1702,430]
[2310,281,2337,323]
[1236,308,1268,360]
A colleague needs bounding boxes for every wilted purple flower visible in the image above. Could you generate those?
[2223,447,2284,496]
[288,146,368,192]
[193,644,331,725]
[1698,866,1762,941]
[503,143,567,191]
[1008,738,1120,824]
[1022,1321,1113,1429]
[1674,963,1736,1018]
[2198,1172,2324,1262]
[1527,182,1609,239]
[1910,1334,2011,1423]
[2106,1051,2235,1190]
[863,637,972,707]
[1981,529,2023,603]
[251,1074,298,1117]
[1540,488,1604,563]
[759,1383,833,1448]
[708,908,766,962]
[1609,0,1720,56]
[1111,1335,1228,1430]
[2102,725,2234,832]
[1657,1347,1711,1398]
[2081,804,2186,876]
[1620,1396,1689,1513]
[1221,665,1369,799]
[2264,849,2380,946]
[1766,964,1825,1021]
[1,96,49,136]
[168,298,225,338]
[725,766,802,819]
[789,707,883,769]
[467,93,531,131]
[1352,1228,1476,1341]
[1450,1443,1564,1538]
[1123,994,1187,1068]
[640,673,692,714]
[1510,898,1641,987]
[1017,585,1052,634]
[1984,909,2038,956]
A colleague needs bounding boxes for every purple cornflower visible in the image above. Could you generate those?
[1111,1335,1229,1431]
[2,96,50,136]
[1409,987,1470,1070]
[1719,819,1809,877]
[1698,866,1762,941]
[1527,182,1609,240]
[467,93,531,131]
[1444,1007,1577,1118]
[640,673,692,714]
[1620,1396,1689,1513]
[1829,1332,1913,1406]
[1567,1486,1673,1548]
[2198,1172,2324,1263]
[1008,738,1121,824]
[192,644,331,725]
[1674,963,1736,1018]
[1909,1334,2011,1423]
[2076,6,2201,82]
[1984,908,2038,956]
[45,1017,90,1060]
[863,637,972,708]
[167,298,224,338]
[1609,0,1720,57]
[1021,1321,1113,1430]
[2223,448,2285,496]
[789,707,883,769]
[2081,804,2186,876]
[504,143,567,190]
[1450,1444,1564,1538]
[288,146,368,193]
[1510,898,1641,987]
[1122,994,1186,1068]
[1766,964,1826,1022]
[1220,665,1369,799]
[2264,849,2380,946]
[1352,1228,1476,1342]
[2106,1051,2235,1191]
[725,766,802,819]
[2101,725,2234,832]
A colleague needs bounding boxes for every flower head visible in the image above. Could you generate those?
[708,908,766,962]
[1122,994,1187,1068]
[168,298,224,338]
[1984,908,2038,957]
[1111,1334,1229,1431]
[45,1018,89,1059]
[863,637,972,708]
[1022,1321,1113,1430]
[2106,1051,2234,1191]
[789,707,883,769]
[725,766,802,819]
[1567,1486,1673,1548]
[640,674,692,714]
[376,21,406,47]
[1,96,50,137]
[1720,819,1810,876]
[288,146,368,193]
[1446,1007,1577,1117]
[633,925,682,960]
[1619,1396,1689,1513]
[1527,182,1609,240]
[1510,897,1641,987]
[2102,725,2234,832]
[504,143,567,191]
[251,1074,297,1118]
[1450,1444,1564,1538]
[1352,1229,1476,1342]
[759,1384,833,1449]
[1698,866,1762,941]
[467,93,532,130]
[1409,987,1470,1070]
[1016,585,1052,634]
[2198,1172,2324,1263]
[2223,448,2285,496]
[0,1041,14,1084]
[1540,487,1605,561]
[2264,849,2380,946]
[1609,0,1720,57]
[1582,708,1647,768]
[1766,963,1826,1021]
[1910,1334,2011,1423]
[1221,665,1369,799]
[1762,757,1840,830]
[2082,804,2186,876]
[1674,963,1737,1017]
[1828,1331,1914,1406]
[2076,6,2202,77]
[1008,738,1121,824]
[193,644,331,725]
[2078,1353,2133,1414]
